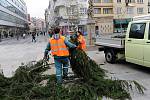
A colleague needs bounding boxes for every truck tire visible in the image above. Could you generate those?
[105,50,116,63]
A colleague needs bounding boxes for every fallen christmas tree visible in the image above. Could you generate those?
[70,49,146,99]
[0,49,146,100]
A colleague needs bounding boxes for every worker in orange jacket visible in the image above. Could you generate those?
[76,31,86,51]
[44,27,76,84]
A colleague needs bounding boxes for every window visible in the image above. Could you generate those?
[149,7,150,13]
[103,0,112,3]
[67,7,75,16]
[103,8,113,14]
[80,0,87,2]
[127,0,135,3]
[0,11,26,25]
[117,7,121,14]
[93,0,101,3]
[0,0,26,19]
[94,8,101,14]
[80,8,87,14]
[129,23,146,39]
[117,0,121,3]
[127,7,134,14]
[137,8,144,14]
[149,23,150,40]
[137,0,144,3]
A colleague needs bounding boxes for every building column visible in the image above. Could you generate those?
[87,21,95,45]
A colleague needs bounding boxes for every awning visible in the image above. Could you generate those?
[114,19,131,25]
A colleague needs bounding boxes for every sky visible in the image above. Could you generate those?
[24,0,49,19]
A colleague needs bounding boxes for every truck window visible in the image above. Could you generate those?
[149,23,150,40]
[129,23,146,39]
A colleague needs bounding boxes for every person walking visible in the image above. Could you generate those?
[44,27,76,84]
[23,33,26,39]
[0,33,1,42]
[48,30,53,38]
[32,32,36,42]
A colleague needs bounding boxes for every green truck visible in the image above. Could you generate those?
[95,15,150,67]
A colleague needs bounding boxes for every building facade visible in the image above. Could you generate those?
[93,0,114,34]
[45,0,88,34]
[0,0,28,39]
[31,17,46,33]
[28,14,36,33]
[148,0,150,13]
[114,0,148,33]
[93,0,148,34]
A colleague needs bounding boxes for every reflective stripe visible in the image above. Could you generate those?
[63,67,68,69]
[56,75,61,76]
[51,48,68,52]
[51,43,65,46]
[50,36,69,56]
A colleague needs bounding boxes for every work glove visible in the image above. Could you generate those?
[44,51,49,61]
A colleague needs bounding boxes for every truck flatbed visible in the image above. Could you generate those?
[95,36,125,49]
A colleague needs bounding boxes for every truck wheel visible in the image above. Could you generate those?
[105,50,116,63]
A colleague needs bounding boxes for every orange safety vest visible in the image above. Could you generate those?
[77,35,86,50]
[50,36,69,56]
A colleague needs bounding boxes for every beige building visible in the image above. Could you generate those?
[31,17,46,33]
[93,0,114,34]
[113,0,148,33]
[93,0,148,34]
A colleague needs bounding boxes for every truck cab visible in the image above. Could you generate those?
[95,14,150,67]
[125,20,150,67]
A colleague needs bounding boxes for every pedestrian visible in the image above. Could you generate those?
[23,33,26,39]
[16,33,19,40]
[43,32,45,36]
[32,32,36,42]
[0,33,1,42]
[48,30,53,38]
[95,27,100,37]
[44,27,76,84]
[76,31,86,51]
[0,33,2,42]
[37,32,39,36]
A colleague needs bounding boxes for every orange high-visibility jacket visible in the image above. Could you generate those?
[77,35,86,50]
[50,36,69,56]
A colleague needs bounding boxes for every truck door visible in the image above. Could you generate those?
[144,23,150,67]
[125,23,146,66]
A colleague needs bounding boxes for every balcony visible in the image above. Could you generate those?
[54,0,77,8]
[93,14,114,18]
[54,1,65,9]
[93,3,113,7]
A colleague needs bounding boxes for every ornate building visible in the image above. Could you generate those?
[45,0,89,34]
